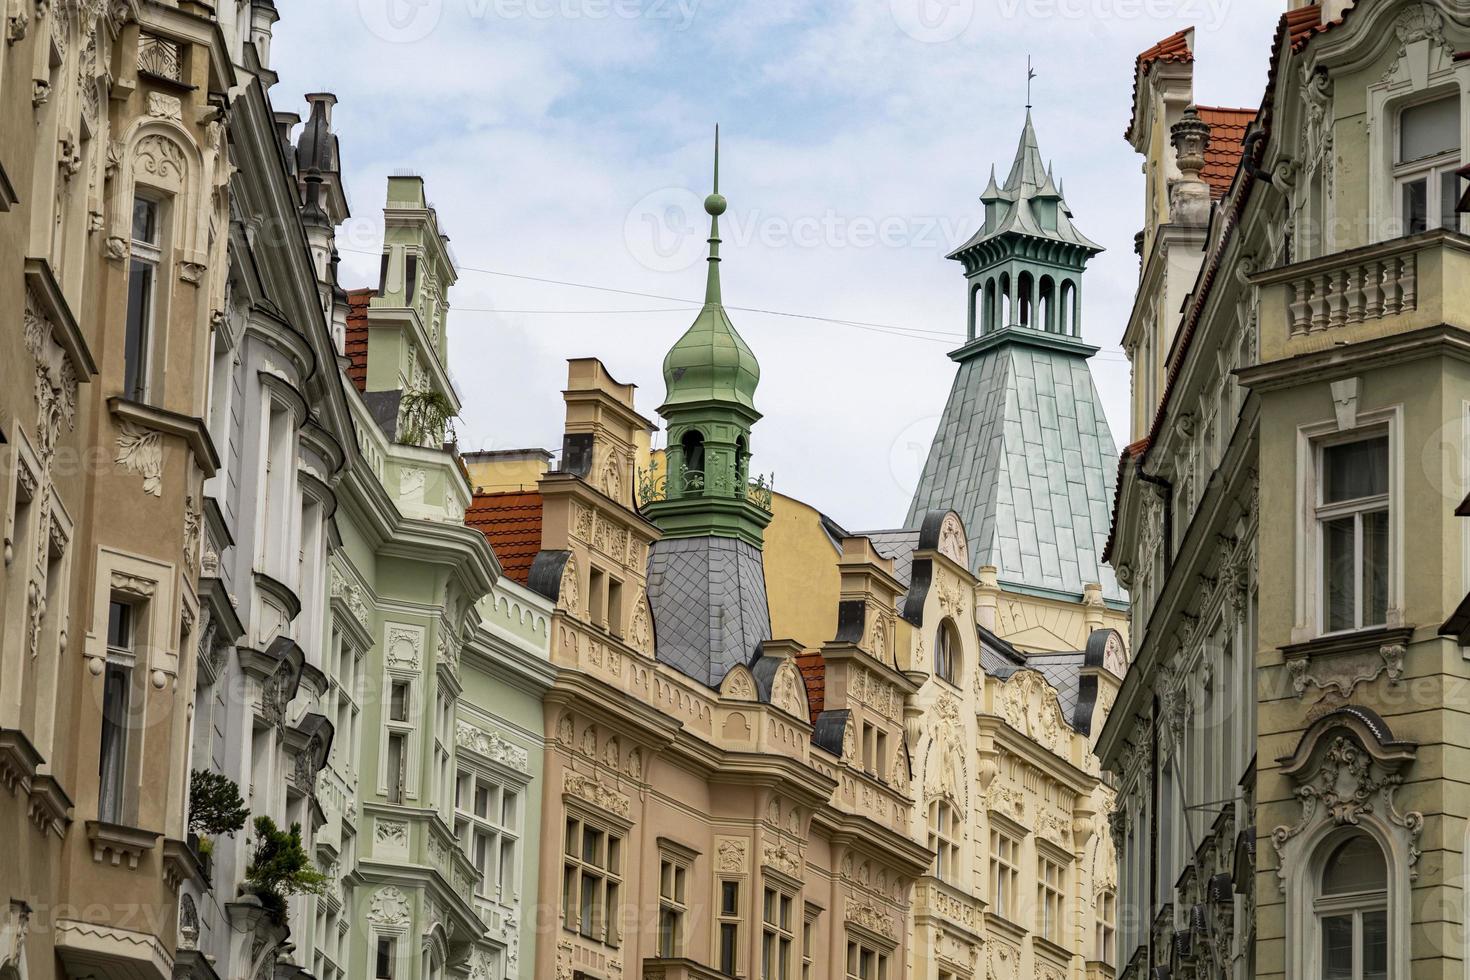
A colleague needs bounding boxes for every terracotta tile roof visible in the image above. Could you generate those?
[795,650,825,724]
[345,288,372,393]
[466,491,544,585]
[1197,106,1257,200]
[1126,28,1194,141]
[1102,439,1150,563]
[1287,3,1326,51]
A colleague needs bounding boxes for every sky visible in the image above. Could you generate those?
[271,0,1282,531]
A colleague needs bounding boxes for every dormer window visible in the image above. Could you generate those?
[1395,93,1461,235]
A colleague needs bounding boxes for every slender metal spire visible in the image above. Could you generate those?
[704,123,726,307]
[1026,56,1036,110]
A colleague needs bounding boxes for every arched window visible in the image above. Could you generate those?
[1060,279,1077,336]
[1017,271,1034,327]
[1000,272,1012,327]
[735,436,749,487]
[927,798,961,882]
[984,277,998,333]
[1316,833,1388,980]
[1039,275,1056,333]
[680,430,705,493]
[934,619,960,686]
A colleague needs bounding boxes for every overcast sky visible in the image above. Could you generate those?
[272,0,1280,530]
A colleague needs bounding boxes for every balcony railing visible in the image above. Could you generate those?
[1252,229,1470,363]
[636,461,773,514]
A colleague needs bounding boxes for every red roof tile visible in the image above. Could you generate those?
[467,491,544,585]
[1197,106,1257,201]
[345,288,372,394]
[1126,28,1194,141]
[795,651,825,724]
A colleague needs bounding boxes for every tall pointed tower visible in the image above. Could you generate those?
[644,131,775,686]
[906,112,1124,604]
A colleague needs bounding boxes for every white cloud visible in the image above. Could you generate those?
[273,0,1284,529]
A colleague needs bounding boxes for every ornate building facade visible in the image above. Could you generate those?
[2,1,230,976]
[1103,2,1470,978]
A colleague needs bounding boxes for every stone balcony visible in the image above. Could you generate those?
[1251,229,1470,366]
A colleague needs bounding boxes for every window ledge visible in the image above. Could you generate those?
[0,157,16,210]
[641,958,730,980]
[1280,625,1414,699]
[0,727,42,793]
[162,837,210,892]
[24,257,97,378]
[86,820,162,869]
[28,773,73,838]
[109,397,221,476]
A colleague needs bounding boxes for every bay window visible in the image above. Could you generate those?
[562,816,621,946]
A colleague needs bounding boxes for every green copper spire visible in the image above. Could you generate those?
[948,109,1103,349]
[645,128,772,548]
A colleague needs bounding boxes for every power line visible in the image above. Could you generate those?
[339,246,1132,359]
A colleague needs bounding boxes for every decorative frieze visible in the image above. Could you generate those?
[455,721,529,773]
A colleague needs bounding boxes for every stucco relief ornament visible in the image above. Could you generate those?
[25,290,78,461]
[368,886,411,926]
[385,625,422,669]
[629,597,653,655]
[558,557,580,616]
[841,717,856,762]
[455,721,530,773]
[1271,733,1423,893]
[115,421,163,496]
[717,838,747,873]
[937,512,968,566]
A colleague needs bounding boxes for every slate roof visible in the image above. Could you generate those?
[977,626,1092,734]
[646,535,772,689]
[905,339,1122,602]
[466,491,544,585]
[865,529,921,592]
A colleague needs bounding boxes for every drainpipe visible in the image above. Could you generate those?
[1243,130,1272,185]
[1149,693,1161,976]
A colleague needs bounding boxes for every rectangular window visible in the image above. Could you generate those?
[761,885,795,980]
[562,816,622,947]
[845,940,889,980]
[1037,855,1066,943]
[386,733,405,804]
[1395,94,1462,234]
[1097,890,1117,964]
[929,799,960,882]
[718,880,741,975]
[658,858,687,958]
[801,911,816,980]
[389,680,410,722]
[607,578,624,636]
[989,830,1020,921]
[375,936,395,979]
[1317,435,1390,633]
[589,567,606,627]
[99,600,137,823]
[124,197,161,403]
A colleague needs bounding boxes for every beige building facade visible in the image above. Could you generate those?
[2,0,231,976]
[1103,2,1470,979]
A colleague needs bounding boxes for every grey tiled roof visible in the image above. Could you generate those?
[1025,651,1088,722]
[865,529,921,592]
[905,339,1123,602]
[646,536,772,689]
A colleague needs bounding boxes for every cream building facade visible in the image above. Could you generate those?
[1103,2,1470,979]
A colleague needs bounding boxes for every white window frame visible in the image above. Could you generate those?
[123,193,164,404]
[1367,55,1469,242]
[1312,835,1389,980]
[761,879,797,980]
[928,798,961,883]
[1392,90,1463,236]
[1294,407,1403,643]
[562,811,623,948]
[988,826,1022,923]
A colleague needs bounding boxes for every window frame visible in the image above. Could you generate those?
[562,812,624,948]
[988,827,1022,923]
[657,849,691,959]
[717,877,742,976]
[761,880,797,980]
[928,797,961,883]
[1036,852,1068,945]
[1392,91,1463,236]
[123,193,165,404]
[1313,834,1389,980]
[1313,430,1391,636]
[934,618,960,686]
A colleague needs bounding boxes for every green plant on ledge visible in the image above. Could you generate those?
[398,388,456,447]
[244,815,327,924]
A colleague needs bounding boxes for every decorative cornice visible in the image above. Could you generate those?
[86,821,161,869]
[24,257,96,377]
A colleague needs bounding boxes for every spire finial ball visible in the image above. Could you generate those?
[705,193,727,217]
